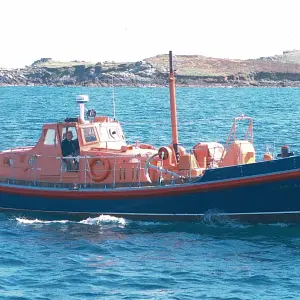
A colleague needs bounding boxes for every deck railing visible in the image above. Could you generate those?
[0,152,191,188]
[0,143,252,189]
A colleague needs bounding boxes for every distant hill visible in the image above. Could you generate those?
[1,50,300,87]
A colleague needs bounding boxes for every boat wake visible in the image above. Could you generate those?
[16,218,69,225]
[12,214,299,239]
[15,214,127,227]
[79,215,127,226]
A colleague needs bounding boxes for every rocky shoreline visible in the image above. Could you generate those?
[2,51,300,87]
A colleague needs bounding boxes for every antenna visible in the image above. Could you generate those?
[111,75,116,120]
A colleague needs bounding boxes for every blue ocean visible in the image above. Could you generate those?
[1,86,300,299]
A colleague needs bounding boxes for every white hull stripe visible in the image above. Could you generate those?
[1,207,300,216]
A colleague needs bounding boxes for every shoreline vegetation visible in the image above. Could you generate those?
[1,50,300,87]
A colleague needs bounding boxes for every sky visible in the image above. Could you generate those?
[1,0,300,68]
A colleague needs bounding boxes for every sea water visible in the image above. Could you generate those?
[0,87,300,299]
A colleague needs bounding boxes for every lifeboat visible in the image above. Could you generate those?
[1,51,300,223]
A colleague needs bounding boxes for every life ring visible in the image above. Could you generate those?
[89,157,110,182]
[158,147,172,160]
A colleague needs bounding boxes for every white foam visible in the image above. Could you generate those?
[265,222,290,227]
[135,221,169,226]
[14,215,127,227]
[79,214,127,226]
[16,218,69,224]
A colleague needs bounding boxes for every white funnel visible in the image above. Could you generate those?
[76,95,89,122]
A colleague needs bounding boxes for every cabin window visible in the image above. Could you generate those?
[99,126,109,141]
[83,127,97,143]
[108,127,118,140]
[62,127,78,140]
[44,129,57,145]
[98,125,125,142]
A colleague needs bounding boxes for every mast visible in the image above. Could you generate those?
[169,51,180,163]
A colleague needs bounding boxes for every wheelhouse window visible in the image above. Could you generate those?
[99,126,109,140]
[98,124,125,142]
[62,127,78,140]
[83,127,97,143]
[44,129,58,145]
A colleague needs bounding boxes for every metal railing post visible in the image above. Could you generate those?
[33,156,37,186]
[84,156,87,187]
[113,155,116,188]
[138,155,141,187]
[12,158,15,183]
[60,158,63,183]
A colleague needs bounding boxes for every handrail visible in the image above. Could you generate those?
[144,153,184,183]
[0,152,151,188]
[220,115,253,162]
[190,145,224,169]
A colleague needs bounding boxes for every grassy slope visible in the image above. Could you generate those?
[145,51,300,77]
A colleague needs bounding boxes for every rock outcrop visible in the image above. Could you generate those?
[2,51,300,87]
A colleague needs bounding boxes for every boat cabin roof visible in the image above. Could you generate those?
[41,116,126,150]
